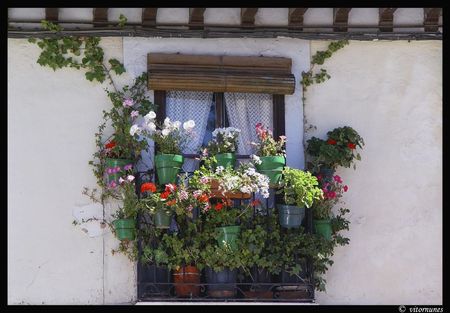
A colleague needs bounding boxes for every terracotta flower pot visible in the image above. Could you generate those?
[173,265,201,298]
[209,179,252,200]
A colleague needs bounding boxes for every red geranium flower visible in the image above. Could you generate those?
[165,183,177,193]
[140,182,157,193]
[327,139,337,145]
[166,199,177,206]
[343,185,348,192]
[160,191,170,199]
[347,142,356,149]
[105,141,116,149]
[215,202,223,211]
[198,194,209,203]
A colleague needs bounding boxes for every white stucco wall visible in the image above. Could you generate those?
[305,40,442,305]
[8,32,442,305]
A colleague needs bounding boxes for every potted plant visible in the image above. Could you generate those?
[97,76,154,189]
[189,158,270,201]
[111,174,139,241]
[276,167,323,229]
[203,127,241,169]
[312,174,348,240]
[251,123,287,186]
[239,211,283,298]
[138,182,176,229]
[130,111,196,185]
[306,126,364,180]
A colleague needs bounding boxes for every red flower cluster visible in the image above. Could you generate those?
[140,182,156,193]
[347,142,356,149]
[327,139,337,145]
[105,141,116,149]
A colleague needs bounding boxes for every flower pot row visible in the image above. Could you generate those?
[140,265,310,299]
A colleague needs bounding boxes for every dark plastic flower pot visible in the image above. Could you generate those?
[214,153,236,169]
[155,154,184,185]
[105,158,133,185]
[138,264,171,296]
[256,156,285,185]
[277,204,305,229]
[154,210,172,229]
[216,225,241,251]
[314,219,332,240]
[173,265,200,298]
[113,218,135,241]
[205,267,237,298]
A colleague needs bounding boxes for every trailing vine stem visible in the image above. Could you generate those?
[301,40,350,159]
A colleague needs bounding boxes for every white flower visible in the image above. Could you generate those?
[130,124,141,136]
[127,175,135,182]
[215,166,225,174]
[162,128,171,137]
[251,154,262,165]
[183,120,195,131]
[144,111,156,123]
[147,121,157,132]
[172,121,181,130]
[164,117,171,127]
[118,177,125,184]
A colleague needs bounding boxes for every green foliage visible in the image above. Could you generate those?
[278,167,323,208]
[306,126,365,171]
[111,181,139,220]
[29,20,126,84]
[301,40,349,100]
[118,14,128,28]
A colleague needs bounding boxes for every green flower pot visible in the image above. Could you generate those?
[113,218,135,241]
[277,204,305,229]
[154,154,184,185]
[255,156,285,185]
[105,158,133,186]
[214,153,236,169]
[154,210,172,229]
[216,225,241,251]
[314,219,332,240]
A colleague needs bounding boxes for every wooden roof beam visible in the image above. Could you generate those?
[333,8,351,32]
[142,8,158,27]
[45,8,59,22]
[93,8,108,27]
[424,8,441,32]
[189,8,206,30]
[379,8,397,32]
[288,8,308,30]
[241,8,258,28]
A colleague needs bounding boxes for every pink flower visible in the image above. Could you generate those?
[343,185,348,192]
[123,99,134,107]
[130,110,139,118]
[333,175,343,183]
[316,174,322,181]
[179,190,189,200]
[109,181,117,189]
[328,191,337,199]
[279,135,287,141]
[200,176,210,184]
[124,164,133,171]
[106,168,114,174]
[186,205,193,212]
[193,190,202,198]
[118,177,125,184]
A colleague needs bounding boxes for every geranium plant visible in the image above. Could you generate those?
[204,127,241,155]
[312,174,348,220]
[306,126,364,172]
[130,112,196,155]
[251,123,286,157]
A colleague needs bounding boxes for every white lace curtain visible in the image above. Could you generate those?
[224,92,273,155]
[166,90,213,172]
